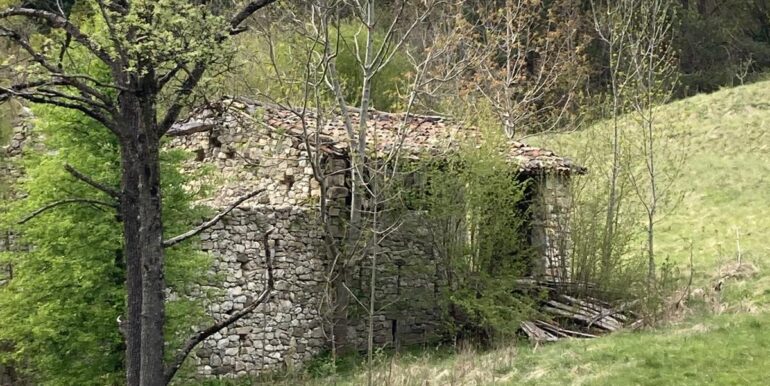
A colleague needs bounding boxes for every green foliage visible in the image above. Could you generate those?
[107,0,231,74]
[412,129,533,338]
[674,2,770,96]
[0,104,212,385]
[331,23,412,112]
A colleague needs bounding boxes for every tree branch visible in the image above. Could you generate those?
[163,227,275,385]
[162,189,265,248]
[156,63,185,90]
[0,7,114,65]
[157,63,206,135]
[0,87,118,133]
[64,164,121,199]
[18,198,117,224]
[0,26,116,110]
[0,80,64,102]
[230,0,279,30]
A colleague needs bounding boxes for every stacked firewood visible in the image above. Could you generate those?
[516,279,642,343]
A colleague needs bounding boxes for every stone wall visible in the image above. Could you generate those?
[1,114,32,285]
[168,106,454,376]
[168,110,331,377]
[187,206,329,378]
[184,207,449,378]
[344,212,447,351]
[167,105,321,209]
[0,111,32,386]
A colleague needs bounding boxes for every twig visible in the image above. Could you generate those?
[163,227,275,384]
[18,198,117,224]
[735,227,743,267]
[162,188,264,247]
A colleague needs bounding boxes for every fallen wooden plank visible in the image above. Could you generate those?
[543,304,620,331]
[546,299,623,330]
[559,295,627,325]
[586,300,640,327]
[521,321,559,343]
[534,320,598,339]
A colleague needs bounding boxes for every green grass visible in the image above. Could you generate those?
[531,81,770,312]
[505,313,770,385]
[535,81,770,274]
[199,313,770,385]
[286,313,770,386]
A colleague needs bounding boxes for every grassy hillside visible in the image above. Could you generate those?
[538,81,770,273]
[534,81,770,310]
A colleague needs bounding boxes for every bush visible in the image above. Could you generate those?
[411,129,534,341]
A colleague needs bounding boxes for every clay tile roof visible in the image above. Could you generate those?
[169,98,586,175]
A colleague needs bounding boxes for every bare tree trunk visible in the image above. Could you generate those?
[120,151,143,386]
[367,207,378,386]
[591,0,635,282]
[137,141,166,386]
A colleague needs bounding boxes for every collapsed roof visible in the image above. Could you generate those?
[168,98,586,175]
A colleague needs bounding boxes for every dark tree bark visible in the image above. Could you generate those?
[117,87,160,386]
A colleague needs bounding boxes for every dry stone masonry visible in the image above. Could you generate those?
[192,207,328,377]
[167,98,585,378]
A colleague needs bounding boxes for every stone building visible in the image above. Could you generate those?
[0,99,585,379]
[164,98,586,378]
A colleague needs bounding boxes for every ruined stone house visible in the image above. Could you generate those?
[164,98,586,378]
[0,99,585,379]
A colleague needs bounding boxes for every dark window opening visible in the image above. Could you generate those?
[391,319,398,346]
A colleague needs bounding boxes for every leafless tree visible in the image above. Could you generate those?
[589,0,683,293]
[415,0,587,138]
[239,1,462,382]
[622,0,681,289]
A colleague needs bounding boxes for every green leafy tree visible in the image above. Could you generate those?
[0,104,211,385]
[0,1,277,384]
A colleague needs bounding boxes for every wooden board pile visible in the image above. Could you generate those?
[515,279,642,343]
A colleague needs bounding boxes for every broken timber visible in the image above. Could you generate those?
[516,279,640,343]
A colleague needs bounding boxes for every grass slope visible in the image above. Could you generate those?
[504,313,769,385]
[537,81,770,272]
[535,81,770,309]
